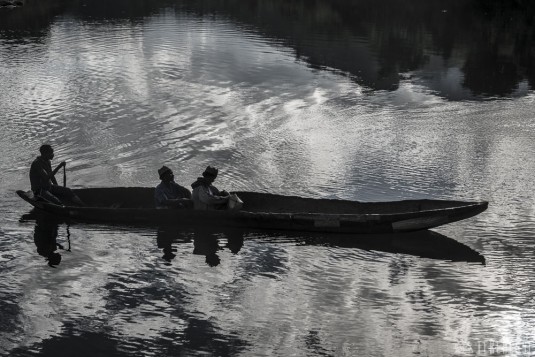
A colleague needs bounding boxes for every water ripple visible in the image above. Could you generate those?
[1,4,535,357]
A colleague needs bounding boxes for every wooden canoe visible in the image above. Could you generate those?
[16,187,488,234]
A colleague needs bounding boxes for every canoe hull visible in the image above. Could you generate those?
[236,202,488,233]
[16,189,488,234]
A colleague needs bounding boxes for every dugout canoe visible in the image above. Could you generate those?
[16,187,488,234]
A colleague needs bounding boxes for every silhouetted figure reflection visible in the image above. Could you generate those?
[193,228,222,267]
[225,229,244,254]
[156,227,244,266]
[34,214,63,267]
[156,227,179,262]
[194,228,245,266]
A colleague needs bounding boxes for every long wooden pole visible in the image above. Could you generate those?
[63,165,66,187]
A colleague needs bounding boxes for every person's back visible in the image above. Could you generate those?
[30,155,54,194]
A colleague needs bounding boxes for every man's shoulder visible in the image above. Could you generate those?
[30,157,45,169]
[171,181,189,190]
[155,181,188,191]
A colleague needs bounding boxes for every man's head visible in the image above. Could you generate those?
[39,144,54,160]
[202,166,218,183]
[158,166,174,182]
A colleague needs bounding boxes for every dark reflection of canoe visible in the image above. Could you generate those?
[149,227,486,264]
[153,227,485,264]
[16,187,488,234]
[19,213,484,264]
[281,230,485,264]
[189,228,484,264]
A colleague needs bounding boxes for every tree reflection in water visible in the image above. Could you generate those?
[2,0,533,98]
[179,0,535,98]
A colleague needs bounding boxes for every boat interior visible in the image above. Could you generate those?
[70,188,478,214]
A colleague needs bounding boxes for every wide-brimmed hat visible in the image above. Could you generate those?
[158,165,172,179]
[202,166,218,177]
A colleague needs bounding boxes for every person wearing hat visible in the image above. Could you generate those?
[190,166,230,210]
[154,165,192,209]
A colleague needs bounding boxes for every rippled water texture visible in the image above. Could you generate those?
[1,0,535,356]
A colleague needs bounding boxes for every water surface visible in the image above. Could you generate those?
[1,0,535,356]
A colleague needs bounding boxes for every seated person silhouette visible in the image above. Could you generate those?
[29,144,84,206]
[154,165,192,209]
[191,166,230,210]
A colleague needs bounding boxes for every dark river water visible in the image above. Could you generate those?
[1,0,535,356]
